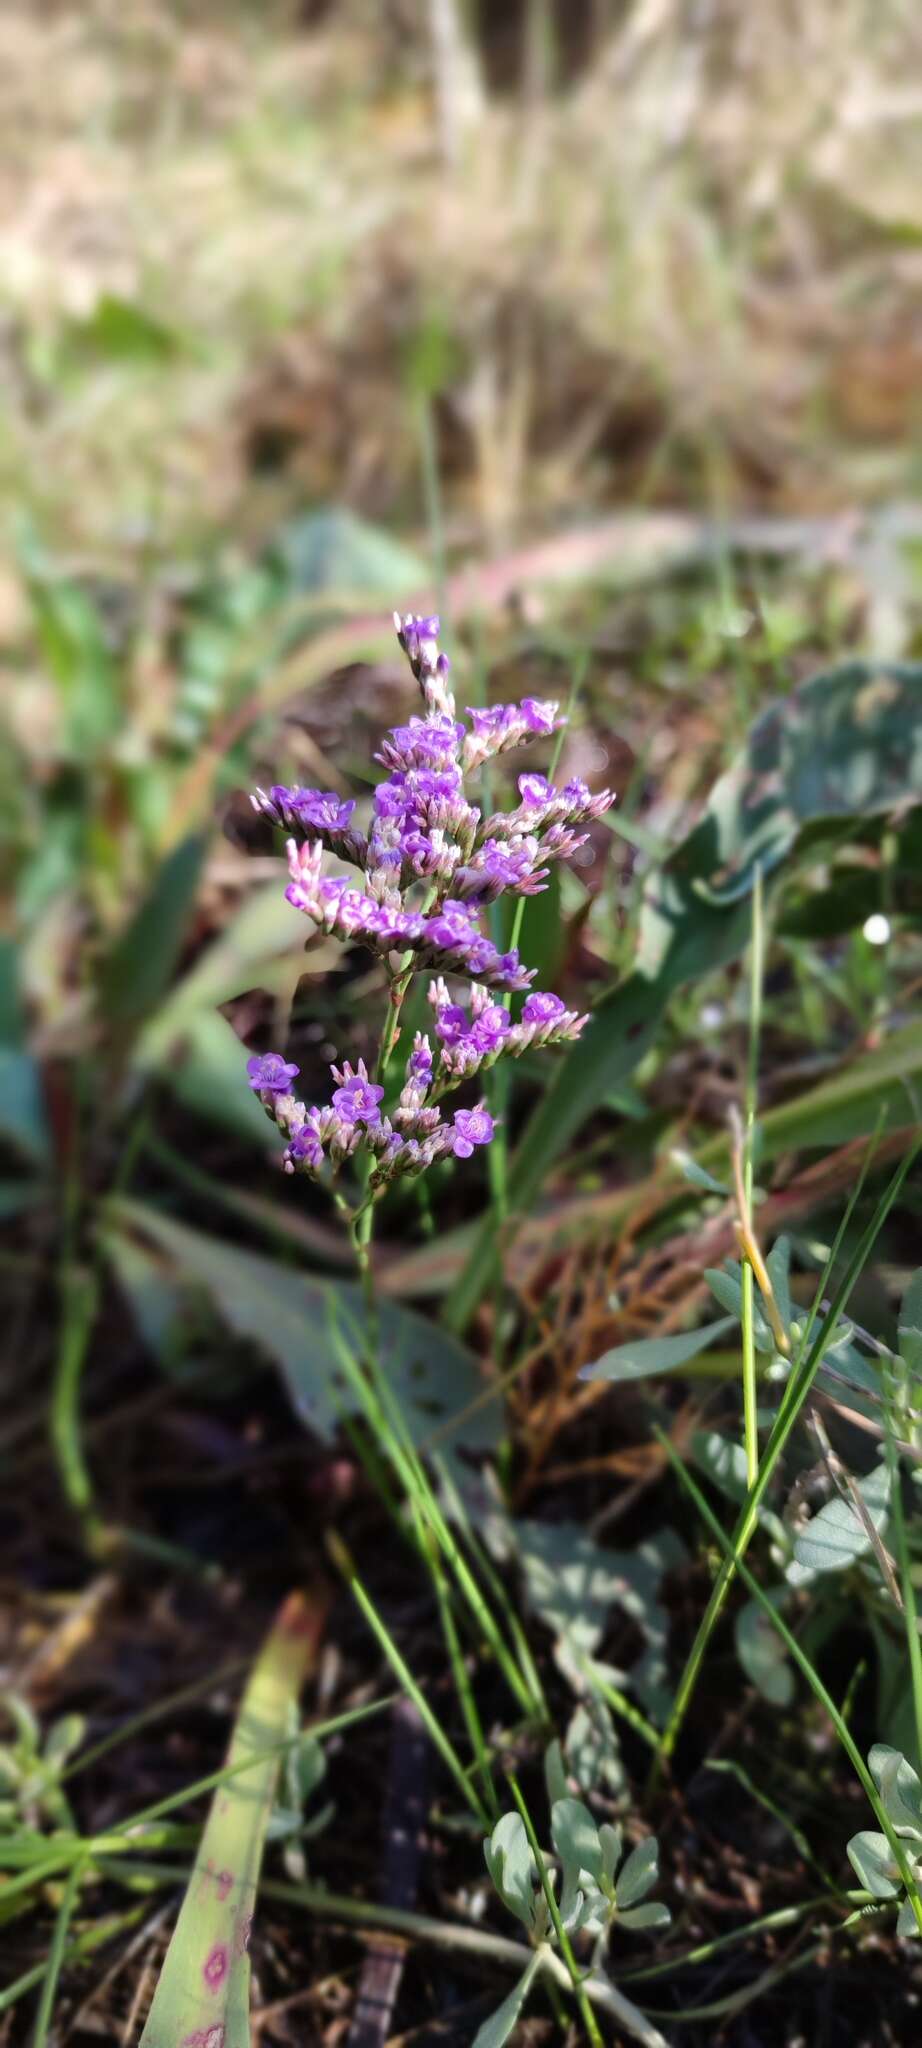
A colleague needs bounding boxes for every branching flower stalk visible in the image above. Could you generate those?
[245,612,613,1307]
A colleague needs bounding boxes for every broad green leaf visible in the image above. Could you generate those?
[0,1050,48,1162]
[704,1266,773,1349]
[107,1202,499,1466]
[897,1898,922,1938]
[616,1837,659,1909]
[599,1823,623,1891]
[471,1952,543,2048]
[692,1430,750,1505]
[581,1316,735,1384]
[788,1463,890,1583]
[25,560,120,757]
[140,1591,323,2048]
[899,1272,922,1377]
[757,1020,922,1154]
[483,1813,538,1930]
[617,1901,671,1931]
[448,660,922,1330]
[671,1153,730,1196]
[544,1739,569,1809]
[144,1007,286,1147]
[735,1593,795,1707]
[869,1746,922,1837]
[846,1829,901,1898]
[145,880,310,1036]
[564,1698,625,1796]
[271,508,429,598]
[553,1802,606,1892]
[67,293,186,365]
[101,834,206,1027]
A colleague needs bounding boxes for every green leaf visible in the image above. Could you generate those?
[671,1152,730,1196]
[24,561,120,757]
[551,1797,605,1899]
[484,1813,538,1929]
[788,1463,891,1583]
[271,508,429,598]
[101,834,206,1027]
[67,293,187,365]
[899,1272,922,1377]
[0,1050,48,1162]
[448,659,922,1330]
[580,1317,735,1384]
[543,1739,569,1810]
[616,1837,659,1909]
[471,1952,543,2048]
[704,1265,773,1349]
[563,1699,625,1796]
[735,1593,795,1707]
[846,1828,901,1898]
[148,1007,286,1148]
[869,1746,922,1836]
[107,1203,499,1467]
[757,1020,922,1154]
[140,1591,322,2048]
[146,879,308,1034]
[692,1429,751,1505]
[617,1900,671,1931]
[897,1897,922,1938]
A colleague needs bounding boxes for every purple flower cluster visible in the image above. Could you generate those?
[244,608,612,1199]
[248,1041,495,1186]
[284,839,534,992]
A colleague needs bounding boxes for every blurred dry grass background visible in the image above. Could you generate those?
[0,0,919,574]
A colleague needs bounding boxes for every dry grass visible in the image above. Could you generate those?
[0,0,919,561]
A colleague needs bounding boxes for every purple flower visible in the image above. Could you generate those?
[378,719,463,773]
[519,773,553,806]
[292,789,356,832]
[466,704,517,740]
[247,1052,300,1093]
[472,1003,511,1053]
[451,1106,495,1158]
[407,1036,434,1085]
[521,697,562,734]
[425,904,477,952]
[522,991,567,1025]
[434,1003,471,1047]
[331,1063,385,1126]
[288,1121,324,1168]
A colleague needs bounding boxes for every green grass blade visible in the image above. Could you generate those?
[139,1591,324,2048]
[657,1429,922,1933]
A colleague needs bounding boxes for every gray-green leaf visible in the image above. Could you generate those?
[580,1317,735,1385]
[616,1837,659,1909]
[788,1463,890,1583]
[484,1813,539,1930]
[471,1952,543,2048]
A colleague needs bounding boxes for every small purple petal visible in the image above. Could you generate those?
[247,1052,300,1093]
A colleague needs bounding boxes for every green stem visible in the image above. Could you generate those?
[51,1265,98,1526]
[659,1427,922,1936]
[649,1135,918,1789]
[741,863,764,1487]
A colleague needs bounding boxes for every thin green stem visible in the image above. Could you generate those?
[418,1504,500,1818]
[882,1370,922,1769]
[741,862,764,1487]
[649,1134,919,1789]
[507,1773,605,2048]
[30,1857,85,2048]
[658,1427,922,1935]
[51,1264,98,1525]
[328,1530,490,1828]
